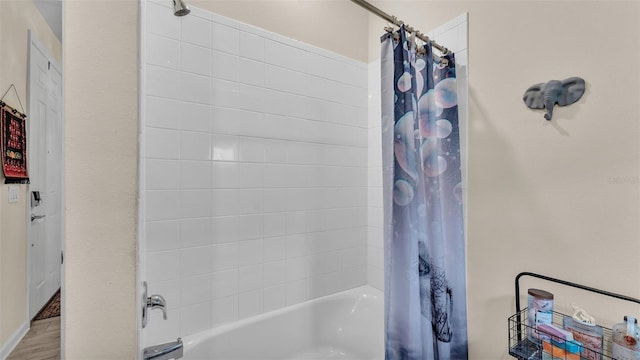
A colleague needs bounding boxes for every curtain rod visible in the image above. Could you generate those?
[350,0,448,55]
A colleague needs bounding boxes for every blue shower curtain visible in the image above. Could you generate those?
[381,26,468,360]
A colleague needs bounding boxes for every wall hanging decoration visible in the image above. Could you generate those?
[523,77,586,120]
[1,84,29,183]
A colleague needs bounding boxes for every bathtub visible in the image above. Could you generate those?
[182,285,384,360]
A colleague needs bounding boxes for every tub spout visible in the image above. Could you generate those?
[143,338,183,360]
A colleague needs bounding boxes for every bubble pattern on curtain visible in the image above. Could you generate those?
[381,26,468,360]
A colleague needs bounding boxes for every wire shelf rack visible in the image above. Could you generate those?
[509,272,640,360]
[508,308,615,360]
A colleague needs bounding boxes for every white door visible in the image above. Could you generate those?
[27,31,63,319]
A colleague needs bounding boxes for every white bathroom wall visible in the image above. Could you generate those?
[367,14,469,291]
[141,1,368,346]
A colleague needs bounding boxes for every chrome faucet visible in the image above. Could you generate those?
[143,338,183,360]
[142,281,168,328]
[147,294,167,320]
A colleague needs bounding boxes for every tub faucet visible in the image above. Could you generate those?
[142,282,169,328]
[143,338,183,360]
[147,294,167,320]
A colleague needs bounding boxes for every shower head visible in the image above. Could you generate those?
[173,0,191,16]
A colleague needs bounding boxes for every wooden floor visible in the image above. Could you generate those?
[7,317,60,360]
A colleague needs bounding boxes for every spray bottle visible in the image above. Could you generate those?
[612,316,640,360]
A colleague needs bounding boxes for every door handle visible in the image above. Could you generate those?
[31,214,45,221]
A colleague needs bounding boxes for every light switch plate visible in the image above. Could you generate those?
[8,185,19,203]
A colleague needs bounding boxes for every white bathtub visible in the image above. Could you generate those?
[182,285,384,360]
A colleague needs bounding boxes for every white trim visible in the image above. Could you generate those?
[26,26,64,327]
[0,321,29,360]
[25,28,34,340]
[137,1,148,358]
[60,1,66,357]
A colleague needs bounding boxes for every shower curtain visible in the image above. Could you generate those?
[381,26,468,360]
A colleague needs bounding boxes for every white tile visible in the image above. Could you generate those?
[211,216,239,244]
[211,106,240,135]
[238,58,265,87]
[180,217,212,248]
[212,50,239,81]
[211,189,239,216]
[286,234,308,258]
[261,91,288,118]
[284,166,308,188]
[236,84,264,113]
[212,295,238,326]
[262,165,286,188]
[181,73,211,105]
[146,96,179,129]
[238,264,263,292]
[238,289,263,319]
[286,279,307,305]
[146,250,180,283]
[145,159,180,190]
[236,189,263,214]
[146,33,179,70]
[180,302,212,336]
[263,236,287,262]
[180,160,212,189]
[180,245,212,276]
[182,14,212,48]
[238,163,263,189]
[263,189,288,213]
[307,252,326,276]
[236,213,264,241]
[238,138,264,163]
[181,273,212,307]
[211,134,239,161]
[325,271,342,294]
[263,139,288,163]
[211,161,239,189]
[286,257,307,282]
[238,239,263,267]
[263,213,286,238]
[146,220,180,252]
[146,2,180,40]
[286,188,308,211]
[340,247,360,268]
[239,31,264,61]
[263,284,286,312]
[212,242,238,271]
[264,65,298,94]
[186,5,212,21]
[180,190,212,218]
[212,269,238,299]
[211,22,239,54]
[263,261,285,287]
[306,275,328,299]
[180,131,210,160]
[145,190,180,221]
[146,65,180,100]
[264,39,293,68]
[181,43,212,77]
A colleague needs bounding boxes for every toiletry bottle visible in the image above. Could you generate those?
[612,316,640,360]
[527,288,554,343]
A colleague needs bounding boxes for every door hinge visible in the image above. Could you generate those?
[48,61,51,70]
[61,251,64,265]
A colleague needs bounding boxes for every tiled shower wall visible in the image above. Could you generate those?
[367,14,469,291]
[141,1,368,345]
